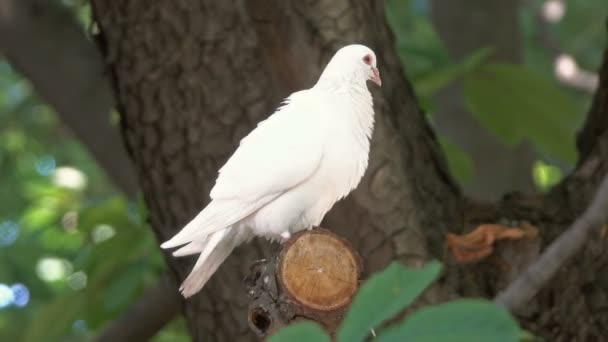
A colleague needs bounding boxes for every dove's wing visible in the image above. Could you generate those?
[160,91,327,248]
[210,90,326,201]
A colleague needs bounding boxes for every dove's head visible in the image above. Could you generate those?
[317,44,381,88]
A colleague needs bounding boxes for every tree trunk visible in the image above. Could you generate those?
[91,1,608,341]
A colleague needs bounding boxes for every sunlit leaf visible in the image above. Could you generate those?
[21,206,58,231]
[39,227,84,251]
[532,160,563,191]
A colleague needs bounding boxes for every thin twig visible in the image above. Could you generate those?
[495,174,608,311]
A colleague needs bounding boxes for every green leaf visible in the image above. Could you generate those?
[78,197,133,233]
[337,261,442,342]
[532,160,563,191]
[376,299,521,342]
[269,321,330,342]
[39,227,84,251]
[439,137,474,184]
[414,47,493,98]
[23,292,86,342]
[21,206,58,231]
[463,63,581,163]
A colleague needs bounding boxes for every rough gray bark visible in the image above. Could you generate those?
[0,0,138,196]
[91,1,458,340]
[91,1,608,341]
[430,0,538,200]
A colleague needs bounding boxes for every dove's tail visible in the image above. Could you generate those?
[160,199,257,297]
[160,199,255,250]
[178,227,238,297]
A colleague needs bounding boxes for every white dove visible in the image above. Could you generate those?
[161,44,381,297]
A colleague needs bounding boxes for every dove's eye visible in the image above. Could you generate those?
[363,54,372,65]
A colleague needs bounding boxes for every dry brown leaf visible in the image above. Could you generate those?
[446,223,537,264]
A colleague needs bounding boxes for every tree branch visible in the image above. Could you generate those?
[495,174,608,311]
[0,0,138,196]
[96,275,182,342]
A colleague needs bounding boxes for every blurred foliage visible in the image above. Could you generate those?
[0,57,177,339]
[385,0,605,187]
[0,1,188,339]
[270,262,523,342]
[0,0,604,341]
[463,63,580,163]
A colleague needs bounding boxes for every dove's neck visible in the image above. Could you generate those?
[314,75,375,142]
[311,77,375,203]
[314,76,375,180]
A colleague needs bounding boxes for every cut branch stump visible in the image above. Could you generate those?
[244,227,362,338]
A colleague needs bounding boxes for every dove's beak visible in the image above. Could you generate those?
[371,67,381,87]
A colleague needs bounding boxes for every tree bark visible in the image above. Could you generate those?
[91,1,608,341]
[91,1,458,340]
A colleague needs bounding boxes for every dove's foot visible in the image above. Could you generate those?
[280,231,291,242]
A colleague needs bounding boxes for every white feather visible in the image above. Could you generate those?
[161,44,379,297]
[172,240,207,257]
[179,228,234,297]
[160,197,273,249]
[210,91,326,201]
